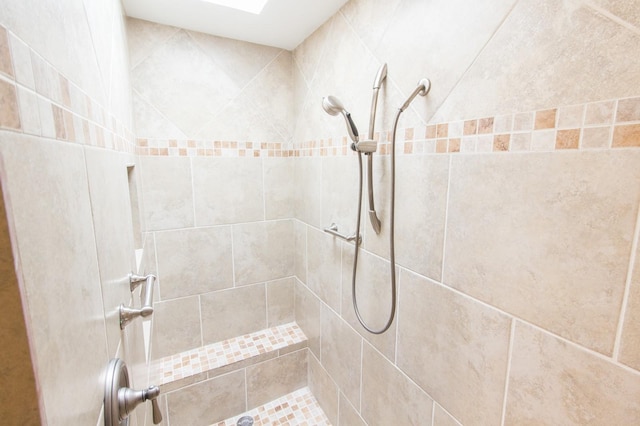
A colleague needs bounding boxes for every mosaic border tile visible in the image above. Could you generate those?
[0,25,136,154]
[214,387,332,426]
[136,95,640,157]
[149,322,307,386]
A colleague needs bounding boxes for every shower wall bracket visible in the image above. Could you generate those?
[324,223,361,244]
[119,273,156,329]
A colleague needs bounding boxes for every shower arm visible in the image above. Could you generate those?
[365,63,387,235]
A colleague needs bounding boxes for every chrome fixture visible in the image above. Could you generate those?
[104,358,162,426]
[322,68,431,335]
[323,223,361,244]
[365,63,388,234]
[322,95,359,143]
[119,273,156,329]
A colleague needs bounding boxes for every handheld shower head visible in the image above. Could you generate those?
[322,95,359,142]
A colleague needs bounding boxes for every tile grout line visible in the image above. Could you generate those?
[440,154,454,283]
[500,319,517,426]
[612,197,640,360]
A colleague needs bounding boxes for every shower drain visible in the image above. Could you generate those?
[236,415,254,426]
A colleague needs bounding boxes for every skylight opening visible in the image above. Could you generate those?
[202,0,269,15]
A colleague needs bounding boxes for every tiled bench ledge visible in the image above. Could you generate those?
[150,322,308,392]
[213,387,331,426]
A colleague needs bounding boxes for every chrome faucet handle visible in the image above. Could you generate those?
[118,385,163,425]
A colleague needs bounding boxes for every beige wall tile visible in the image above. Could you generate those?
[246,349,307,409]
[267,277,295,327]
[444,151,640,355]
[8,33,34,89]
[201,284,266,344]
[585,100,614,125]
[613,124,640,147]
[361,342,433,426]
[192,157,264,226]
[166,370,245,426]
[321,156,360,230]
[397,270,511,426]
[0,135,107,425]
[505,322,640,425]
[232,220,294,286]
[264,157,295,220]
[294,157,322,228]
[295,279,321,357]
[307,227,342,311]
[308,351,339,425]
[0,27,14,78]
[0,79,21,130]
[126,18,180,69]
[294,220,307,283]
[616,97,640,122]
[341,246,396,359]
[432,0,640,121]
[557,104,584,128]
[188,29,282,89]
[155,226,233,299]
[582,126,611,149]
[152,296,201,359]
[620,237,640,370]
[131,30,238,137]
[320,305,362,409]
[555,129,580,150]
[140,156,194,231]
[16,86,40,136]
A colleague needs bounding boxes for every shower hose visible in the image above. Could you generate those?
[351,107,404,334]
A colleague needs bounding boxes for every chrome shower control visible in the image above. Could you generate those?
[104,358,163,426]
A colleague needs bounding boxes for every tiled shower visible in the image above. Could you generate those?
[1,0,639,425]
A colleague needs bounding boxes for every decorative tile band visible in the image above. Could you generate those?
[0,25,136,153]
[137,95,640,157]
[149,322,307,386]
[214,387,331,426]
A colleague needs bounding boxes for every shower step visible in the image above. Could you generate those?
[150,322,308,391]
[213,387,332,426]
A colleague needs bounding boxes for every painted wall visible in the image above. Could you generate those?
[0,0,147,425]
[292,0,640,425]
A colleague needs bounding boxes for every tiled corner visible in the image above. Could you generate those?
[320,305,362,410]
[246,349,307,409]
[361,342,433,425]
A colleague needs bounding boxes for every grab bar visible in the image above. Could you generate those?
[324,223,361,244]
[119,273,156,329]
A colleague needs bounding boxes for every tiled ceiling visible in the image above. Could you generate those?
[122,0,348,50]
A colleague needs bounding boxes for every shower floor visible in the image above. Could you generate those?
[213,387,331,426]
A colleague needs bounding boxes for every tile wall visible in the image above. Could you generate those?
[2,0,640,425]
[0,1,146,425]
[291,0,640,425]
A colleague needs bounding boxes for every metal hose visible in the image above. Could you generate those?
[351,107,403,334]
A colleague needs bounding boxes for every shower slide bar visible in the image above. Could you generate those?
[323,223,361,245]
[119,273,156,329]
